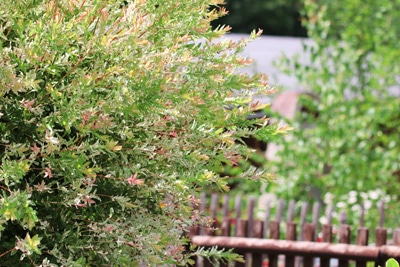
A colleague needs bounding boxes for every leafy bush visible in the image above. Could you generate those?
[272,0,400,230]
[0,0,280,265]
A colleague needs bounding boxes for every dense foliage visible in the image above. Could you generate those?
[272,0,400,229]
[212,0,307,36]
[0,0,281,265]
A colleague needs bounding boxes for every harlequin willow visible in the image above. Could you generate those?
[0,0,283,265]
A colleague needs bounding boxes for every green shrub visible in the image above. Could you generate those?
[0,0,280,265]
[272,0,400,231]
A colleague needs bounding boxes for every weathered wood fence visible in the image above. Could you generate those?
[189,193,400,267]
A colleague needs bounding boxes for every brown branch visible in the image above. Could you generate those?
[0,246,16,258]
[0,185,11,193]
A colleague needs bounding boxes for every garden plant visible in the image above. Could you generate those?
[272,0,400,230]
[0,0,282,265]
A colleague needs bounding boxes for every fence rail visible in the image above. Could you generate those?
[189,193,400,267]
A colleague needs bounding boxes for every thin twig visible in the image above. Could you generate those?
[0,246,16,258]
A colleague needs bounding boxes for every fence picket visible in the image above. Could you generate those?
[268,220,280,267]
[263,199,271,239]
[299,202,308,241]
[235,219,247,267]
[356,227,369,267]
[338,224,351,267]
[287,200,295,222]
[252,220,264,267]
[320,224,332,267]
[235,195,242,236]
[393,229,400,246]
[375,227,388,246]
[285,222,297,267]
[246,198,256,267]
[221,195,231,237]
[303,224,315,267]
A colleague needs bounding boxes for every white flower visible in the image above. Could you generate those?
[368,189,383,200]
[319,216,328,225]
[336,201,346,208]
[349,190,357,198]
[348,195,357,204]
[364,200,372,210]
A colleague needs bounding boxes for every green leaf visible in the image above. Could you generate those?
[27,234,41,254]
[18,233,42,255]
[386,258,400,267]
[22,206,38,230]
[1,198,19,221]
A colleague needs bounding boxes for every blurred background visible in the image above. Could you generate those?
[209,0,311,93]
[212,0,307,37]
[211,0,400,233]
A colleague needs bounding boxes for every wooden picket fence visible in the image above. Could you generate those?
[189,193,400,267]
